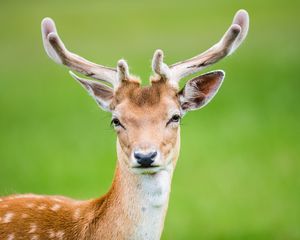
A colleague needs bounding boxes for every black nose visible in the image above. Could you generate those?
[134,151,157,168]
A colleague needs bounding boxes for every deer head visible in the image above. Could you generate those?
[41,10,249,175]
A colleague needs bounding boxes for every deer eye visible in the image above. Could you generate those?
[111,118,122,128]
[166,114,181,126]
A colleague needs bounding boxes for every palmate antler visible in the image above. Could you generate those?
[152,9,249,87]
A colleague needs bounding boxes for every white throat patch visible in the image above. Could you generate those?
[130,169,172,240]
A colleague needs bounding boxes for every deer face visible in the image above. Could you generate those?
[109,69,225,174]
[71,67,224,174]
[111,82,181,174]
[41,10,248,174]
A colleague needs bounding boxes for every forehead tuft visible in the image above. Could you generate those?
[113,81,178,108]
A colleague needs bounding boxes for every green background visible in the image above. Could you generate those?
[1,0,299,239]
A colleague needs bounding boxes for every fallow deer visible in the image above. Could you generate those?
[0,10,249,240]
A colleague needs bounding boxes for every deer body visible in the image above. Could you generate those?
[0,10,249,240]
[0,146,175,240]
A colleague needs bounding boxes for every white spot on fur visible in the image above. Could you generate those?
[14,194,31,199]
[53,198,63,202]
[2,212,14,223]
[56,231,64,239]
[26,203,35,208]
[73,208,81,220]
[9,194,43,200]
[37,204,47,210]
[29,223,37,233]
[50,204,61,211]
[48,230,55,238]
[7,233,15,240]
[31,235,39,240]
[48,230,64,239]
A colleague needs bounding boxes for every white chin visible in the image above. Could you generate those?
[131,166,163,175]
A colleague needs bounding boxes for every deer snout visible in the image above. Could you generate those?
[134,151,157,168]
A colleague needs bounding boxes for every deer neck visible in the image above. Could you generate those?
[92,139,177,240]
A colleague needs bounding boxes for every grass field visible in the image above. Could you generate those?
[0,0,300,239]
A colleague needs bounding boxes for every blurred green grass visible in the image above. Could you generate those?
[0,0,300,239]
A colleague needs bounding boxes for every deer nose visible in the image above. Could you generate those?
[134,151,157,168]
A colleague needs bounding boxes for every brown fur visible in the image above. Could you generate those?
[0,194,89,239]
[0,167,142,240]
[112,80,177,108]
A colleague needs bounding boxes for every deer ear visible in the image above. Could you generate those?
[70,71,114,112]
[179,70,225,112]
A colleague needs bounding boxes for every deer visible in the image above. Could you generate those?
[0,9,249,240]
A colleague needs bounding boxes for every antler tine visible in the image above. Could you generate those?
[117,59,130,81]
[152,49,171,81]
[41,18,118,87]
[169,9,249,83]
[229,9,249,53]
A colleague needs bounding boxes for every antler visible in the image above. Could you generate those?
[151,9,249,86]
[41,18,122,88]
[152,49,171,80]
